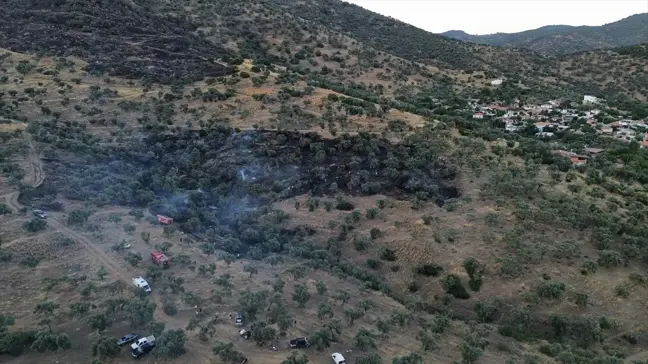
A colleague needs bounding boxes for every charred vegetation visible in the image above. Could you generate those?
[0,0,232,83]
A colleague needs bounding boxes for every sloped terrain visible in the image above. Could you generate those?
[0,0,232,83]
[3,1,648,364]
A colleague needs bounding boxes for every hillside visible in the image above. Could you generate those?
[2,1,648,364]
[0,0,232,82]
[441,13,648,55]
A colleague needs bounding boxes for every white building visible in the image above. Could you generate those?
[490,79,503,86]
[583,95,599,105]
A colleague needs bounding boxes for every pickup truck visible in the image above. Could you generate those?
[131,335,155,358]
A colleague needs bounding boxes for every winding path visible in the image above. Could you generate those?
[3,136,213,363]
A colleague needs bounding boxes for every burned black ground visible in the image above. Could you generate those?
[0,0,231,83]
[25,123,458,252]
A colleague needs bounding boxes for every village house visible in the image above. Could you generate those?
[473,112,484,119]
[552,150,576,158]
[615,128,636,143]
[503,119,521,132]
[584,148,604,155]
[571,156,587,167]
[642,133,648,148]
[488,104,508,112]
[536,131,555,138]
[583,95,599,105]
[561,115,575,124]
[552,149,587,166]
[535,122,550,132]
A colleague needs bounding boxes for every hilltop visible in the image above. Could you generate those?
[2,1,648,364]
[441,13,648,55]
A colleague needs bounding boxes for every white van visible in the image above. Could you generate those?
[332,352,346,364]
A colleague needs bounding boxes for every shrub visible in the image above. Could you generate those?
[629,272,647,284]
[354,237,370,251]
[379,248,397,261]
[366,208,380,219]
[317,200,330,212]
[124,252,143,266]
[553,241,581,260]
[407,281,419,293]
[615,284,630,298]
[597,250,624,268]
[163,302,178,316]
[535,281,566,300]
[441,274,470,299]
[498,255,524,278]
[474,297,504,323]
[0,249,12,263]
[366,258,382,270]
[369,228,382,239]
[336,200,355,211]
[413,264,443,277]
[498,307,533,341]
[574,292,589,307]
[463,258,484,292]
[23,218,47,232]
[350,211,362,223]
[580,260,598,275]
[20,255,41,268]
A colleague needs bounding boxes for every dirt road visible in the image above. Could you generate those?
[5,137,213,363]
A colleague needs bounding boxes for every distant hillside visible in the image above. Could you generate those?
[441,13,648,55]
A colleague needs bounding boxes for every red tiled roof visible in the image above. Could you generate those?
[570,157,586,165]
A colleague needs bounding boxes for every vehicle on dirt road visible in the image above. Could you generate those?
[32,209,47,219]
[116,333,140,346]
[132,276,151,293]
[235,312,244,326]
[157,215,173,225]
[131,335,155,358]
[289,337,309,348]
[151,251,169,268]
[332,352,346,364]
[239,329,251,340]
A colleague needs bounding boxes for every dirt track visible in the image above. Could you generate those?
[4,137,213,363]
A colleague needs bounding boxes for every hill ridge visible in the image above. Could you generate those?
[440,13,648,55]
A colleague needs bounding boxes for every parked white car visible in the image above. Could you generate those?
[332,352,346,364]
[132,276,151,293]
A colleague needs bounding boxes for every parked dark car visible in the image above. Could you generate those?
[32,209,47,219]
[289,337,309,348]
[117,333,140,346]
